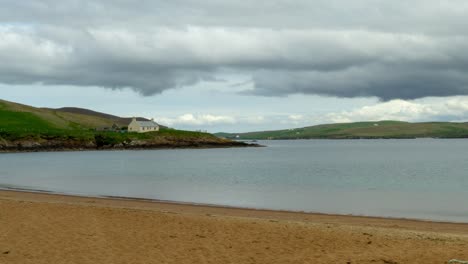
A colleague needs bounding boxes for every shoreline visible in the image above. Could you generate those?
[0,142,262,154]
[1,189,468,263]
[2,186,468,226]
[1,188,468,234]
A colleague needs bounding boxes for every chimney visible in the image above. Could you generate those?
[132,117,136,122]
[151,118,154,121]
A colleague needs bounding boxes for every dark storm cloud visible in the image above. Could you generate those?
[251,64,468,101]
[1,0,468,100]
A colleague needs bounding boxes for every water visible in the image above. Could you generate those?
[1,139,468,222]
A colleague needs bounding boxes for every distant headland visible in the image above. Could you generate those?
[215,120,468,140]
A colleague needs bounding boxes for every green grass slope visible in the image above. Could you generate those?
[0,99,116,130]
[216,121,468,139]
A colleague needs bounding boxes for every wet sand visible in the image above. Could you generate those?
[1,190,467,264]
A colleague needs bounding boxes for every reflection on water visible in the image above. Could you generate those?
[1,139,468,222]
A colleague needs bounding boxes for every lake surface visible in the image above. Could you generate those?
[1,139,468,222]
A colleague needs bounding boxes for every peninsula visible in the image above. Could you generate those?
[0,99,255,152]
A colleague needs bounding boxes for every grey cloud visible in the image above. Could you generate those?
[251,66,468,100]
[1,1,468,100]
[2,0,468,34]
[0,27,214,94]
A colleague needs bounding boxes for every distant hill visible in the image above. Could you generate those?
[215,120,468,139]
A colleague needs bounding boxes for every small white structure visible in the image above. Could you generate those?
[128,117,160,133]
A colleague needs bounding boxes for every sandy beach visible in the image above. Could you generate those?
[1,190,467,264]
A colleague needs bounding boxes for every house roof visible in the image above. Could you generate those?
[136,120,159,127]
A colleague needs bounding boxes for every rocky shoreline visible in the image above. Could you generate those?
[0,137,260,153]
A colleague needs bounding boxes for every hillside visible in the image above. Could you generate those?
[47,107,151,127]
[216,121,468,139]
[0,99,117,130]
[0,99,254,152]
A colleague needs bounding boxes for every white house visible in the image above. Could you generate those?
[128,117,160,133]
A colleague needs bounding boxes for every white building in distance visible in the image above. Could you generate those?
[128,117,160,133]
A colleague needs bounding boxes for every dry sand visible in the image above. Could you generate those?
[0,190,467,264]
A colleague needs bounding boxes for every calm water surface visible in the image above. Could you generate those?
[1,139,467,222]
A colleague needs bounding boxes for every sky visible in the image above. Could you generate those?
[2,1,468,132]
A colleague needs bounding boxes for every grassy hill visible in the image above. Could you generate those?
[0,99,249,151]
[216,121,468,139]
[0,99,116,130]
